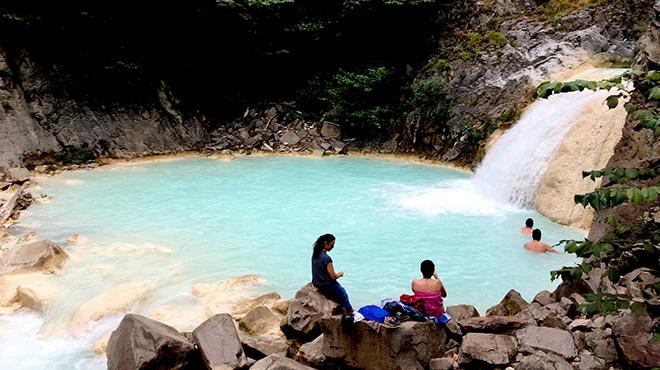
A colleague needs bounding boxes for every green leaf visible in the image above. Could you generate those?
[648,70,660,81]
[649,86,660,100]
[624,168,639,179]
[606,95,620,109]
[631,302,646,316]
[652,333,660,344]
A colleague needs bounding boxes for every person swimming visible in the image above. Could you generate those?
[520,218,534,234]
[523,229,559,253]
[411,260,447,317]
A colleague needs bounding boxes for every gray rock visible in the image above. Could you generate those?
[251,354,315,370]
[568,319,592,331]
[572,330,586,353]
[532,290,555,306]
[516,302,566,330]
[0,240,68,275]
[329,139,346,153]
[612,311,660,368]
[517,351,573,370]
[381,139,398,153]
[294,334,325,367]
[240,334,288,360]
[458,333,518,366]
[446,304,480,321]
[280,283,335,341]
[237,128,251,141]
[239,306,280,336]
[279,131,301,146]
[429,357,454,370]
[245,134,263,148]
[486,289,529,316]
[193,313,248,370]
[322,318,446,370]
[517,326,577,358]
[577,351,606,370]
[459,316,526,334]
[584,328,616,362]
[569,293,587,306]
[107,314,198,370]
[320,122,341,139]
[6,167,30,183]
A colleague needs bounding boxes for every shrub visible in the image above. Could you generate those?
[323,66,400,135]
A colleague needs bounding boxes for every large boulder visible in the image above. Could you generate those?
[551,279,593,301]
[322,317,446,370]
[107,314,200,370]
[516,326,577,359]
[0,240,68,275]
[239,306,281,336]
[446,304,480,321]
[294,334,325,367]
[458,316,526,334]
[584,328,617,362]
[240,334,288,360]
[486,289,529,316]
[612,311,660,368]
[251,354,315,370]
[192,313,248,370]
[458,333,518,366]
[320,122,341,139]
[516,351,573,370]
[516,302,566,330]
[280,283,335,341]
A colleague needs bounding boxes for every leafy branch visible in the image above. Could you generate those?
[582,167,657,184]
[574,186,660,211]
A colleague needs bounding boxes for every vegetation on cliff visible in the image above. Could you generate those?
[540,70,659,343]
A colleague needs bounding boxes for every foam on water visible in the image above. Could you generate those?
[3,156,583,369]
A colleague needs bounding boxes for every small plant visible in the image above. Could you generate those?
[54,146,96,165]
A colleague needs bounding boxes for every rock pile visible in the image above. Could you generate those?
[206,104,350,156]
[104,275,660,370]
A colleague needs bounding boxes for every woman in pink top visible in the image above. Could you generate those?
[411,260,447,317]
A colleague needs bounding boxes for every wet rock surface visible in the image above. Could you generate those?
[0,239,68,275]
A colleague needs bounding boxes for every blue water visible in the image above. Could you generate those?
[22,156,581,308]
[2,156,583,369]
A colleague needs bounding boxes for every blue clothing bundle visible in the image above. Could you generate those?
[357,305,390,323]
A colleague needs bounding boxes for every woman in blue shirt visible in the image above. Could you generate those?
[311,233,353,314]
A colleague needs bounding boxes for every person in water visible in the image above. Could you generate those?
[523,229,559,253]
[520,218,534,234]
[411,259,447,317]
[311,233,353,314]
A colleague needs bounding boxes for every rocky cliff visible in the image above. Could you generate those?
[401,0,654,164]
[0,47,207,168]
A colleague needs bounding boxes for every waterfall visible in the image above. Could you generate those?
[472,88,621,208]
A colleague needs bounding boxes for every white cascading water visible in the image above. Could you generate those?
[472,88,619,207]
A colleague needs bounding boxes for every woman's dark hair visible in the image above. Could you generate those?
[420,259,435,278]
[525,218,534,228]
[313,233,335,259]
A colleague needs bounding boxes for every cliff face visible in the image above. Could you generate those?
[0,0,656,170]
[0,48,208,167]
[588,0,660,240]
[403,0,653,165]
